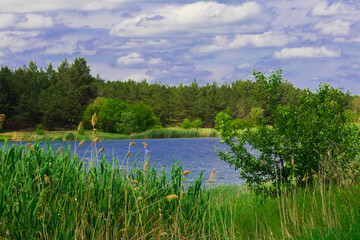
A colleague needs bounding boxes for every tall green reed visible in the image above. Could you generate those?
[0,142,208,239]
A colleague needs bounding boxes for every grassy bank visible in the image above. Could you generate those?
[1,143,359,239]
[0,128,220,141]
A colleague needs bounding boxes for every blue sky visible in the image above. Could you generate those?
[0,0,360,93]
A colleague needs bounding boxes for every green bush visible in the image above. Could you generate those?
[216,70,360,187]
[64,131,75,140]
[35,124,45,135]
[190,118,203,128]
[116,112,138,135]
[182,118,191,129]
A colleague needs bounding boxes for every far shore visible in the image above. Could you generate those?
[0,128,221,142]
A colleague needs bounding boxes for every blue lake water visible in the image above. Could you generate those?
[1,138,246,185]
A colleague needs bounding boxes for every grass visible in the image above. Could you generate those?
[0,127,220,142]
[1,142,360,239]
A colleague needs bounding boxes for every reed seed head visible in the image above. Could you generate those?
[182,170,192,176]
[126,152,131,158]
[99,147,105,153]
[49,162,52,167]
[93,137,101,143]
[57,147,63,154]
[129,142,136,147]
[133,187,139,192]
[142,142,148,148]
[207,168,217,184]
[78,140,85,147]
[26,143,32,149]
[30,145,36,153]
[93,128,97,136]
[0,114,5,130]
[165,194,178,202]
[91,113,98,128]
[144,162,149,168]
[159,232,168,237]
[137,197,143,201]
[130,180,138,185]
[77,122,83,131]
[44,174,50,184]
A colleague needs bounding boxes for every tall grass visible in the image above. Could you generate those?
[0,142,359,239]
[1,128,220,142]
[0,142,208,239]
[137,128,220,139]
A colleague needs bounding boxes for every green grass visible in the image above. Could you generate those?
[0,143,359,239]
[136,128,220,139]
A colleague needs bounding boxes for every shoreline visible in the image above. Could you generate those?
[0,128,221,142]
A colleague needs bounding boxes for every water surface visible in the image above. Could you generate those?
[2,138,246,185]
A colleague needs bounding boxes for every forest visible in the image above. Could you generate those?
[1,57,360,133]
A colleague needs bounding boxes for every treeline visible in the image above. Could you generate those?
[1,57,359,132]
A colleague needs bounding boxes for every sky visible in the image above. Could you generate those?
[0,0,360,93]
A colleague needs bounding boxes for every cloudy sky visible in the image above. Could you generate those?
[1,0,360,92]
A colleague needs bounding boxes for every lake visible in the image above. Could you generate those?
[1,138,246,185]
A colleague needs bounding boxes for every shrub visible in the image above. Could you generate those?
[116,112,138,135]
[216,70,360,187]
[64,131,75,140]
[130,102,160,132]
[182,118,191,129]
[35,124,45,135]
[190,118,203,128]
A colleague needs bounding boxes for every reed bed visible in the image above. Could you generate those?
[0,142,208,239]
[1,128,220,142]
[137,128,220,139]
[0,142,359,239]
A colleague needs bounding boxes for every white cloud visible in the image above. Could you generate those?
[110,1,263,37]
[16,14,54,29]
[314,19,352,36]
[0,31,45,52]
[195,31,294,52]
[117,52,163,66]
[311,1,357,16]
[236,63,252,69]
[274,47,340,58]
[117,52,145,65]
[0,0,127,12]
[44,34,98,55]
[148,58,162,65]
[0,14,16,28]
[120,39,170,49]
[123,73,153,82]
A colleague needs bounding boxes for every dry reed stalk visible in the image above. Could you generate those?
[0,114,5,130]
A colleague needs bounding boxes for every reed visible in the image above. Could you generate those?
[0,142,359,239]
[0,142,208,239]
[137,128,220,139]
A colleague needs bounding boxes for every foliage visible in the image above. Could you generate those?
[82,97,106,130]
[191,118,203,128]
[130,102,160,132]
[116,112,138,135]
[97,98,129,133]
[216,70,360,187]
[1,143,360,239]
[182,118,192,129]
[0,143,208,239]
[35,124,45,135]
[64,131,76,140]
[183,118,203,129]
